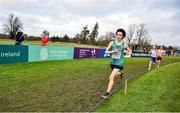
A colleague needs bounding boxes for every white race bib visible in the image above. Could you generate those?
[112,51,121,59]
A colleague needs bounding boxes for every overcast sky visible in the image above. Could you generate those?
[0,0,180,46]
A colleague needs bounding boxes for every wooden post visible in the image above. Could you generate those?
[124,79,128,95]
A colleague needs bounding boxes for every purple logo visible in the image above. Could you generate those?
[74,47,100,58]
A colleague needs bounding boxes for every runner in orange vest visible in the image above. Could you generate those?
[41,36,48,46]
[41,30,49,46]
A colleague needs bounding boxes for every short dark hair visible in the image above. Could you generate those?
[116,28,126,38]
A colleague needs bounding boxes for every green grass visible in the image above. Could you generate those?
[0,38,104,48]
[0,57,180,112]
[95,61,180,112]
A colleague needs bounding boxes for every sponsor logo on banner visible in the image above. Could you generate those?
[74,47,100,58]
[131,51,150,57]
[28,45,74,62]
[0,45,28,64]
[40,48,48,60]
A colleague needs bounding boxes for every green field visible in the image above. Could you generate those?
[0,57,180,111]
[95,62,180,112]
[0,38,104,48]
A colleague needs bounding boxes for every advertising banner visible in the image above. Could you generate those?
[0,45,28,64]
[28,45,74,62]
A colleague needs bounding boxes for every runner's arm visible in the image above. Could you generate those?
[105,41,116,54]
[125,43,132,55]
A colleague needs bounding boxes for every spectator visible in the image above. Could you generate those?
[15,31,24,45]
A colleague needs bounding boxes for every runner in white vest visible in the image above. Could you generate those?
[148,45,157,70]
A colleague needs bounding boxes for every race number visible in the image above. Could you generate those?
[112,51,121,59]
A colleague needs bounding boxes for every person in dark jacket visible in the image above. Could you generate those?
[15,31,24,45]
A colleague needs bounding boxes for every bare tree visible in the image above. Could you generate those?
[3,13,23,39]
[97,32,115,46]
[136,24,148,50]
[126,24,136,45]
[73,33,81,43]
[142,34,151,45]
[105,32,116,41]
